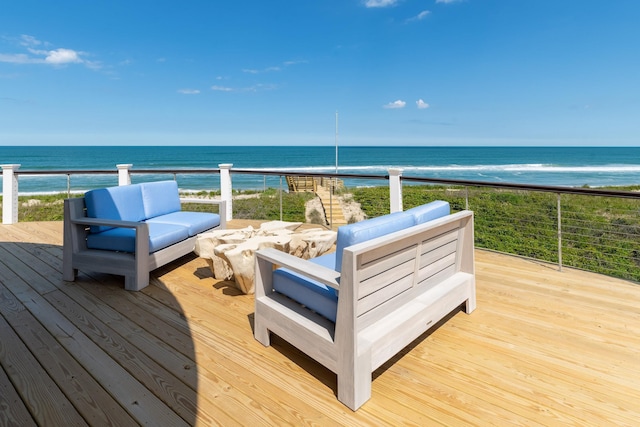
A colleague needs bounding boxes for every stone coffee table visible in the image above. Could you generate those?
[195,221,337,294]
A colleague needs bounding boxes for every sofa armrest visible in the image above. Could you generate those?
[180,198,227,229]
[180,198,226,205]
[256,248,341,291]
[69,217,150,257]
[70,217,145,229]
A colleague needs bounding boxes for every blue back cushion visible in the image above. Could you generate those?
[404,200,450,224]
[334,211,414,272]
[141,181,181,219]
[84,184,145,233]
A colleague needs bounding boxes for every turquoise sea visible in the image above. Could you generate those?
[2,146,640,194]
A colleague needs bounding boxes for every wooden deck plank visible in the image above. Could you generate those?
[0,361,36,427]
[0,244,58,295]
[44,289,205,424]
[0,299,86,426]
[0,236,204,420]
[0,282,137,426]
[0,244,191,426]
[429,326,639,425]
[1,221,639,426]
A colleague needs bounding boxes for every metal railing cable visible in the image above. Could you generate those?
[9,168,640,283]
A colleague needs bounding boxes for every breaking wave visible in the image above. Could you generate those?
[256,163,640,174]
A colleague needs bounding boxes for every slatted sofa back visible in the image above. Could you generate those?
[338,210,475,332]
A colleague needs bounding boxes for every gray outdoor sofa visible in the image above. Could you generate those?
[63,180,226,291]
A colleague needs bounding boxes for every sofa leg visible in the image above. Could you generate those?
[124,274,149,291]
[337,354,372,411]
[62,266,77,282]
[465,296,476,314]
[465,281,476,314]
[253,311,271,347]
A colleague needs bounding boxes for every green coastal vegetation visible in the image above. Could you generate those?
[6,189,315,223]
[4,184,640,282]
[351,185,640,283]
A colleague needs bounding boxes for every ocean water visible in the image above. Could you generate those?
[2,145,640,194]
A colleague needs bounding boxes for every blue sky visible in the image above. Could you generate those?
[1,0,639,146]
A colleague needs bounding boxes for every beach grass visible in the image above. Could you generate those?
[3,189,314,224]
[181,188,314,223]
[351,184,640,283]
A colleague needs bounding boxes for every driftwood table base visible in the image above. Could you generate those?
[195,221,336,294]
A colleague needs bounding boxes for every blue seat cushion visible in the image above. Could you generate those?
[309,252,336,269]
[86,222,190,253]
[141,181,181,219]
[147,211,220,236]
[404,200,450,225]
[334,211,414,272]
[84,184,145,233]
[273,267,339,323]
[271,252,339,321]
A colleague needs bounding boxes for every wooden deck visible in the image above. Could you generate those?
[1,221,639,426]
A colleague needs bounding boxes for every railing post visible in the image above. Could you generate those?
[117,164,132,186]
[2,164,20,224]
[329,177,333,228]
[557,193,563,272]
[219,163,233,221]
[279,176,283,221]
[388,168,403,213]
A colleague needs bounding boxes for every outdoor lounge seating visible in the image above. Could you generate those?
[63,180,226,291]
[254,201,475,410]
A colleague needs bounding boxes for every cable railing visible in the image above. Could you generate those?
[2,164,639,283]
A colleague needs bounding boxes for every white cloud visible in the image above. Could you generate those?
[384,100,406,109]
[242,60,306,74]
[416,99,430,109]
[211,83,277,93]
[178,89,200,95]
[407,10,431,22]
[211,85,234,92]
[436,0,463,3]
[0,34,99,69]
[364,0,398,8]
[44,48,82,64]
[0,53,35,64]
[283,60,308,66]
[243,66,281,73]
[19,34,44,47]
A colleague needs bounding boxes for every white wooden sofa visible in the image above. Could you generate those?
[63,180,226,291]
[254,202,475,410]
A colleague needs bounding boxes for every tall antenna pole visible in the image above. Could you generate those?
[335,111,339,174]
